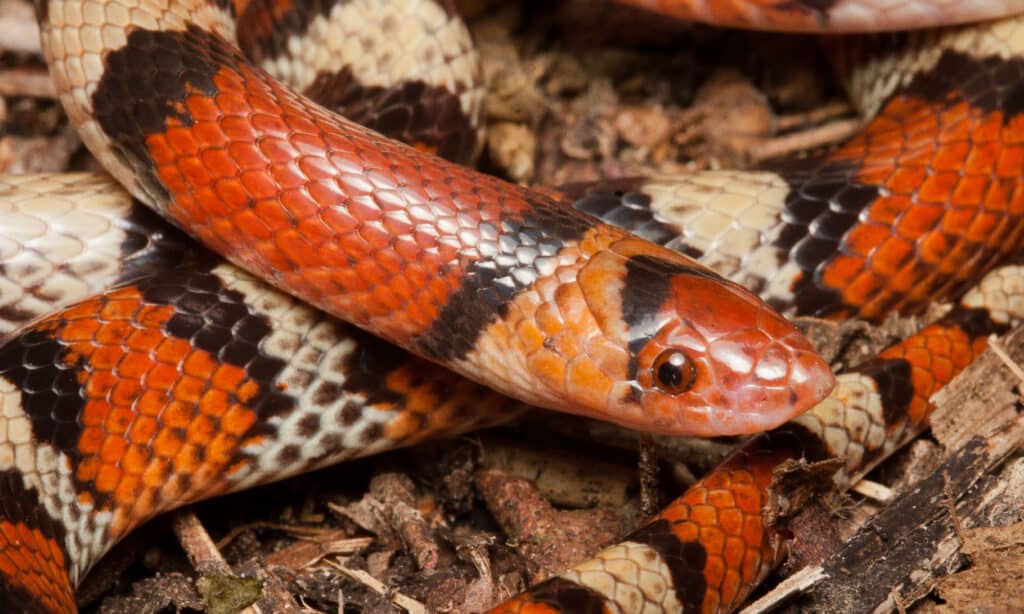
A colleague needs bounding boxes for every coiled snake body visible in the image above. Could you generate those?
[2,0,1024,612]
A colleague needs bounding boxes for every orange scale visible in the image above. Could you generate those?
[250,239,296,273]
[894,201,944,237]
[739,514,766,553]
[843,223,891,257]
[152,337,189,365]
[116,349,155,378]
[352,257,390,288]
[161,401,194,429]
[113,474,141,506]
[953,175,991,208]
[702,555,726,588]
[0,523,21,549]
[94,463,123,494]
[0,551,13,576]
[97,298,137,322]
[842,272,886,306]
[191,120,229,150]
[275,192,319,224]
[98,436,127,464]
[931,357,954,383]
[731,481,765,513]
[152,427,185,460]
[706,488,737,510]
[669,518,700,543]
[171,374,205,404]
[192,185,237,219]
[934,111,972,143]
[165,126,202,157]
[259,140,302,169]
[221,404,257,436]
[182,91,220,121]
[317,208,362,239]
[248,108,290,134]
[104,405,136,436]
[145,134,176,166]
[182,351,217,379]
[917,230,956,263]
[820,254,868,290]
[370,285,405,312]
[929,141,971,171]
[213,178,253,211]
[965,212,1001,243]
[142,454,172,489]
[996,145,1024,175]
[917,172,959,204]
[198,388,230,417]
[565,360,613,405]
[526,351,567,388]
[77,425,105,454]
[326,267,368,295]
[205,432,240,465]
[720,568,743,607]
[84,371,118,399]
[867,239,916,279]
[965,140,1000,170]
[125,326,165,352]
[689,503,720,526]
[199,148,241,182]
[219,117,259,146]
[700,526,726,556]
[884,166,927,195]
[120,444,151,476]
[358,222,396,251]
[110,379,142,407]
[275,230,322,269]
[924,332,953,355]
[128,415,158,445]
[56,316,101,343]
[971,114,1004,142]
[89,345,122,371]
[185,414,217,445]
[238,171,278,202]
[210,85,253,117]
[282,110,320,137]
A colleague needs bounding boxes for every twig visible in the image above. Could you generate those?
[322,559,427,614]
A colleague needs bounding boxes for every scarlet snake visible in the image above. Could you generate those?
[6,0,1024,609]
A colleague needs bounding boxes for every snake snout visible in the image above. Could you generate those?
[698,326,834,434]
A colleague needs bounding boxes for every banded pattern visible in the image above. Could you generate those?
[567,15,1024,323]
[8,1,1024,613]
[0,260,524,605]
[37,0,832,437]
[237,0,483,163]
[494,9,1024,614]
[493,288,1007,614]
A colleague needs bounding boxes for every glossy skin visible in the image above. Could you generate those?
[36,0,833,437]
[9,1,1024,613]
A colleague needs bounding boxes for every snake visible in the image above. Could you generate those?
[0,0,1023,612]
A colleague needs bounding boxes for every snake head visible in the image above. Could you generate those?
[577,240,835,437]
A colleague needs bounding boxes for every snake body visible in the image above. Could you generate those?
[1,0,1023,612]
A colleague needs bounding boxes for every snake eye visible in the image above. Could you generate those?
[652,349,696,394]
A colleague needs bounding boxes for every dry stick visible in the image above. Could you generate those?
[321,560,427,614]
[749,118,861,162]
[760,324,1024,613]
[172,511,301,614]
